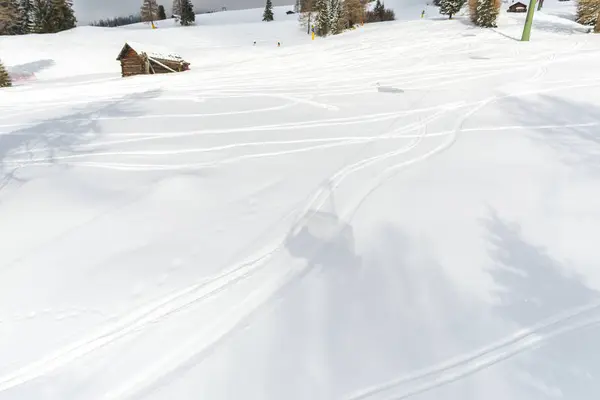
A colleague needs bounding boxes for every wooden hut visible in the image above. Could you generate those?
[508,2,527,12]
[116,42,190,77]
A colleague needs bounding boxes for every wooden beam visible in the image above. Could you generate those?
[147,56,177,73]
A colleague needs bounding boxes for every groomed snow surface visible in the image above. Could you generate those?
[1,2,600,399]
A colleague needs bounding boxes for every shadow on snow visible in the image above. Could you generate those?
[502,94,600,175]
[0,89,162,199]
[485,209,600,399]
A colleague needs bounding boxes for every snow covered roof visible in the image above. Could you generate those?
[117,41,187,63]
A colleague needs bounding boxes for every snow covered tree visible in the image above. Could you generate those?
[18,0,35,34]
[263,0,274,21]
[0,59,11,87]
[0,0,20,35]
[314,0,330,35]
[157,5,167,20]
[141,0,159,23]
[576,0,600,29]
[329,0,345,34]
[31,0,51,32]
[374,0,385,19]
[439,0,465,19]
[50,0,76,32]
[469,0,499,27]
[475,0,498,27]
[179,0,194,25]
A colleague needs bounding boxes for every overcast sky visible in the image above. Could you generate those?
[74,0,293,23]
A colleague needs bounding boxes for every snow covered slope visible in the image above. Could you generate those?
[1,2,600,399]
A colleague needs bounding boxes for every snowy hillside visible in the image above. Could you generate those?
[1,1,600,399]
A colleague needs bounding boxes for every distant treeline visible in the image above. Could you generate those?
[89,15,143,27]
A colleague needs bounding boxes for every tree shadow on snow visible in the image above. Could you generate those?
[259,222,497,400]
[531,18,592,35]
[8,59,55,75]
[0,89,161,199]
[500,94,600,175]
[490,28,521,41]
[485,209,600,400]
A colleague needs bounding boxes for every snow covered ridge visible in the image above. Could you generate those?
[1,2,600,400]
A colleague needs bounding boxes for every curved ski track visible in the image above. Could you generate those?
[2,39,599,399]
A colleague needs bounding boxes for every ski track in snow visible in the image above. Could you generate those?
[0,69,463,394]
[344,80,600,399]
[97,113,454,400]
[95,77,600,400]
[346,302,600,400]
[0,99,448,395]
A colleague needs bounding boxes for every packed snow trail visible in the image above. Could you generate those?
[1,2,600,400]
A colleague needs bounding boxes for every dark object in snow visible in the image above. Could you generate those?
[158,5,167,20]
[508,2,527,12]
[116,42,190,77]
[376,83,404,93]
[263,0,274,21]
[287,10,296,14]
[285,210,359,269]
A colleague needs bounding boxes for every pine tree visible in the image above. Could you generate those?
[329,0,338,30]
[30,0,47,33]
[374,0,385,20]
[180,0,194,25]
[329,0,345,34]
[263,0,274,21]
[0,0,20,35]
[314,0,329,35]
[0,59,11,88]
[50,0,76,32]
[576,0,600,28]
[439,0,465,19]
[18,0,35,33]
[471,0,499,27]
[32,0,53,32]
[158,5,167,20]
[141,0,159,23]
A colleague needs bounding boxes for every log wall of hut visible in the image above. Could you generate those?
[149,58,188,74]
[120,48,144,77]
